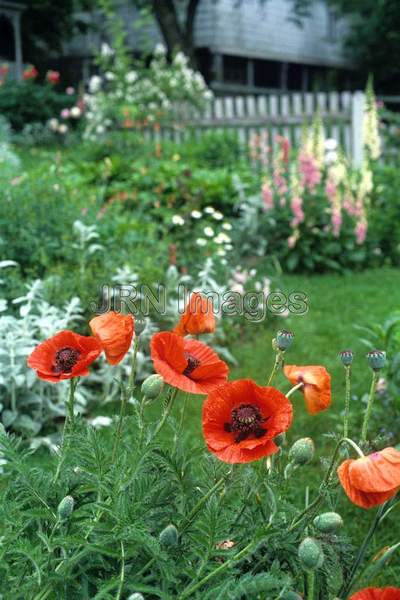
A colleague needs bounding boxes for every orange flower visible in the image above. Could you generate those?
[173,292,216,336]
[202,379,293,463]
[349,588,400,600]
[89,311,134,365]
[27,330,102,383]
[337,447,400,509]
[150,331,228,394]
[283,365,331,414]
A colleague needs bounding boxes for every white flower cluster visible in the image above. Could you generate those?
[83,46,212,141]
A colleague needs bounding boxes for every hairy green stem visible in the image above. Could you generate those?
[361,370,379,442]
[115,541,125,600]
[306,571,315,600]
[286,382,304,398]
[173,392,188,452]
[151,387,178,441]
[53,378,78,484]
[179,477,225,536]
[127,336,139,399]
[267,350,283,386]
[339,502,386,598]
[112,383,128,463]
[289,437,364,532]
[343,365,352,438]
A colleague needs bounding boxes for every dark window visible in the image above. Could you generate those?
[0,16,14,61]
[253,58,281,88]
[223,54,247,85]
[287,63,303,91]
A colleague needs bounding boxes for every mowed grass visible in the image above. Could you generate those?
[170,267,400,585]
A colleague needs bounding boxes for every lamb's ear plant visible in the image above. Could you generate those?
[0,300,399,600]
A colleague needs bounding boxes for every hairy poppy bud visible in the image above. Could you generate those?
[57,495,74,521]
[281,593,303,600]
[127,594,144,600]
[339,350,354,366]
[289,437,314,465]
[298,537,324,571]
[141,374,164,399]
[276,330,294,351]
[313,512,343,534]
[159,524,178,548]
[366,350,386,371]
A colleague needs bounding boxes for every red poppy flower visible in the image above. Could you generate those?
[202,379,293,463]
[150,331,228,394]
[173,292,216,336]
[27,330,102,383]
[46,70,60,84]
[349,588,400,600]
[89,311,134,365]
[283,365,331,414]
[337,447,400,509]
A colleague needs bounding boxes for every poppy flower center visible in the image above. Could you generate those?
[224,403,268,443]
[53,347,80,373]
[183,352,201,376]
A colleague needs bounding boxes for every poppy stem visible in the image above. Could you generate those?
[127,336,139,399]
[288,437,364,531]
[53,378,78,484]
[361,370,379,442]
[112,382,128,463]
[179,476,225,536]
[306,571,315,600]
[338,502,386,598]
[267,350,283,386]
[173,392,188,452]
[151,386,178,441]
[286,381,304,398]
[343,365,352,438]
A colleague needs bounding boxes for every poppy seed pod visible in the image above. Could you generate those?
[276,329,294,351]
[366,350,386,371]
[289,437,315,465]
[313,512,343,534]
[141,374,164,400]
[298,537,324,571]
[57,495,74,521]
[159,524,178,548]
[339,350,354,366]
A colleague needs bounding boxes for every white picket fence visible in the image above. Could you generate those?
[147,91,366,165]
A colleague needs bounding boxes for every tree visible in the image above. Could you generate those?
[328,0,400,92]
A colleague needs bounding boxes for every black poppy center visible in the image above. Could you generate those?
[224,403,268,443]
[183,352,201,376]
[53,347,80,374]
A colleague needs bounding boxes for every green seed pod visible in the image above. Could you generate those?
[281,593,303,600]
[141,374,164,400]
[57,495,74,521]
[288,437,315,465]
[298,537,324,571]
[366,350,386,371]
[339,350,354,366]
[276,330,294,351]
[127,594,145,600]
[313,512,343,534]
[159,524,178,548]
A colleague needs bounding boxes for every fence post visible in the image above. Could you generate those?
[351,91,365,166]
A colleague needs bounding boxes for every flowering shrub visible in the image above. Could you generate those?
[83,43,212,141]
[0,294,398,597]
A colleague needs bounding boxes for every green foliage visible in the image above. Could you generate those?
[0,80,75,131]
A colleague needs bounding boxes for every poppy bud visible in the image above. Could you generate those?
[298,537,324,571]
[281,593,303,600]
[141,374,164,399]
[159,524,178,548]
[127,594,144,600]
[57,495,74,521]
[289,437,314,465]
[339,350,354,366]
[313,512,343,534]
[276,330,294,351]
[274,432,286,447]
[366,350,386,371]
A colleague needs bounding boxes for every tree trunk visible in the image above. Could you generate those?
[151,0,199,66]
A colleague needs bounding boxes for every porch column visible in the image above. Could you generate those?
[12,12,23,81]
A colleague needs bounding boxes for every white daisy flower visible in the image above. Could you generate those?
[204,206,215,214]
[172,215,185,226]
[212,211,223,220]
[196,238,207,246]
[191,210,202,219]
[204,226,214,237]
[222,222,232,231]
